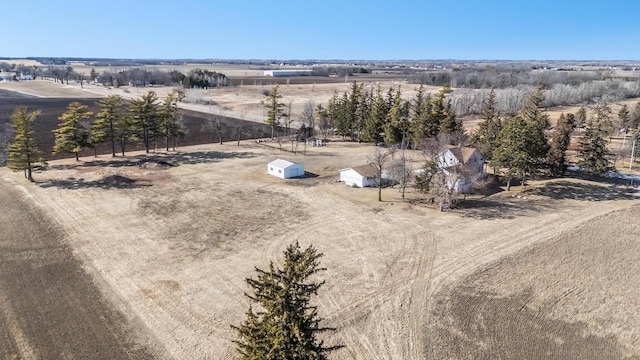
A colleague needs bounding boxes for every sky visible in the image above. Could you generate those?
[2,0,639,60]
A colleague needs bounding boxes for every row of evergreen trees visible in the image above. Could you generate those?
[314,82,627,189]
[315,83,464,145]
[51,89,186,162]
[5,89,186,181]
[472,86,624,189]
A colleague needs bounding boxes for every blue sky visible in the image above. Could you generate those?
[3,0,638,60]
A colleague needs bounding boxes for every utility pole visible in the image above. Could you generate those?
[630,137,637,172]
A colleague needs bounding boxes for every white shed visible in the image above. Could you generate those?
[268,159,305,179]
[339,164,379,188]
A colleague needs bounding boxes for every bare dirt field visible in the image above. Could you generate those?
[1,139,638,359]
[0,179,162,359]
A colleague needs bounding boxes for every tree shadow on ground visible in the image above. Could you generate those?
[48,151,257,170]
[455,198,552,220]
[39,175,152,190]
[522,180,635,201]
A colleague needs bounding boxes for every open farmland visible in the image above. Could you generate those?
[1,139,638,359]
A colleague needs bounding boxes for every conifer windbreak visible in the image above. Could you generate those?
[7,106,46,182]
[53,102,92,161]
[92,95,124,157]
[233,242,337,360]
[128,91,160,153]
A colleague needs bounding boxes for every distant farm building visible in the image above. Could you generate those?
[437,145,485,192]
[17,73,34,80]
[339,164,379,188]
[263,70,313,77]
[268,159,305,179]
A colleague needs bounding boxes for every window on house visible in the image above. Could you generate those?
[270,167,273,171]
[278,169,282,173]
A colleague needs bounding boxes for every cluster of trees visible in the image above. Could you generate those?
[181,68,228,88]
[92,68,228,88]
[411,66,605,89]
[314,83,464,146]
[473,86,633,189]
[311,66,371,77]
[448,79,640,117]
[233,242,338,359]
[93,67,186,87]
[4,89,188,181]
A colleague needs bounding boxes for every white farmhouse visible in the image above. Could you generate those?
[339,164,379,188]
[268,159,305,179]
[437,145,485,192]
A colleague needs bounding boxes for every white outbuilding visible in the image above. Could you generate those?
[339,164,379,188]
[268,159,305,179]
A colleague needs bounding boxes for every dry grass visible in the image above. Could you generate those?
[1,139,638,359]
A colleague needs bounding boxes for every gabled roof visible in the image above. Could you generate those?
[341,164,378,178]
[445,145,481,164]
[269,159,301,168]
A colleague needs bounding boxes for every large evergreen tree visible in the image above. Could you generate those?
[383,88,405,144]
[129,91,160,153]
[53,102,92,161]
[471,89,502,163]
[548,113,576,176]
[233,242,336,360]
[362,87,386,142]
[7,107,46,181]
[159,89,185,151]
[578,123,613,174]
[492,88,551,189]
[265,86,286,139]
[92,95,124,157]
[409,85,432,147]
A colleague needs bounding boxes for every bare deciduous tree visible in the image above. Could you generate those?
[368,147,390,202]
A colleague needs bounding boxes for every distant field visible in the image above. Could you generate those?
[0,92,270,161]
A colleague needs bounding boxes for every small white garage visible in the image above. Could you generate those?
[339,164,379,188]
[268,159,305,179]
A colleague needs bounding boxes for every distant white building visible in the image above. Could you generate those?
[339,164,379,188]
[17,73,34,80]
[264,70,313,77]
[268,159,305,179]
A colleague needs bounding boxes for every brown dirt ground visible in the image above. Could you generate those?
[1,139,638,359]
[0,179,164,359]
[428,203,640,359]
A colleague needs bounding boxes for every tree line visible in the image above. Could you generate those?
[5,89,187,181]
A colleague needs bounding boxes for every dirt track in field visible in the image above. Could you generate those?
[0,180,163,359]
[427,205,640,360]
[1,140,638,359]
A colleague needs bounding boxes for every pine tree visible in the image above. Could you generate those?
[92,95,124,157]
[383,88,404,144]
[129,91,160,153]
[7,107,46,182]
[471,89,502,163]
[362,86,385,142]
[233,242,337,360]
[430,86,452,137]
[409,85,432,147]
[578,123,613,174]
[519,86,551,176]
[491,115,530,190]
[548,113,576,176]
[159,89,185,151]
[265,86,286,139]
[575,105,587,128]
[53,102,92,161]
[631,101,640,130]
